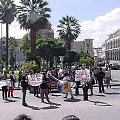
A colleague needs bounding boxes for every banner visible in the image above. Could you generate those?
[28,73,43,86]
[75,69,90,81]
[0,80,8,89]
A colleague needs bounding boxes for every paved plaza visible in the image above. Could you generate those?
[0,70,120,120]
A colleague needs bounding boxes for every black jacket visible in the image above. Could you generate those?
[21,80,29,89]
[97,71,105,80]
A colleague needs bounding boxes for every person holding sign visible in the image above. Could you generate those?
[40,72,50,103]
[63,72,74,99]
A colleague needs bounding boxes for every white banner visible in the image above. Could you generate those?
[28,73,43,86]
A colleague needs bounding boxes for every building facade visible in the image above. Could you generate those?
[105,29,120,64]
[0,37,26,65]
[71,39,94,57]
[40,22,54,38]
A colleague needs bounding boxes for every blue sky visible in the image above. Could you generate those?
[1,0,120,47]
[48,0,120,25]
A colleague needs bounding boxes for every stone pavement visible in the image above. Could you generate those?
[0,85,120,120]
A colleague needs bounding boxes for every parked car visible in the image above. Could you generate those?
[110,63,120,70]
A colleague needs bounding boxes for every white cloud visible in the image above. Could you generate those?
[1,7,120,47]
[0,20,28,39]
[54,8,120,47]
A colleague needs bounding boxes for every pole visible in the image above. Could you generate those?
[6,23,9,72]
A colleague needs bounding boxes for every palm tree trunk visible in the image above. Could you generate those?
[6,23,9,71]
[67,40,71,50]
[30,25,36,57]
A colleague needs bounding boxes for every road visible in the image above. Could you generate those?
[111,70,120,82]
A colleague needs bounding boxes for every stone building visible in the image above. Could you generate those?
[71,39,94,57]
[0,37,26,65]
[105,29,120,64]
[40,22,54,38]
[94,47,102,66]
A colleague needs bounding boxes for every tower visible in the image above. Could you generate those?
[84,39,94,57]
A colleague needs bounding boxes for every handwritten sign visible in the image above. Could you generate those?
[75,69,90,81]
[28,73,43,86]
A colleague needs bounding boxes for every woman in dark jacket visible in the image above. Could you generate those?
[21,76,29,106]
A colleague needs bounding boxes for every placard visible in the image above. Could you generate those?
[28,73,43,86]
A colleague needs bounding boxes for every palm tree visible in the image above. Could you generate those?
[57,15,81,50]
[8,37,17,68]
[17,0,51,57]
[0,0,17,71]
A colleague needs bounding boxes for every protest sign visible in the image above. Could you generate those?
[28,73,43,86]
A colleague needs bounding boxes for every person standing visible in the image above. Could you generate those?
[11,71,16,87]
[97,68,105,93]
[63,72,74,99]
[1,81,8,100]
[40,72,50,103]
[21,76,29,106]
[18,71,22,87]
[105,68,111,88]
[89,68,95,95]
[8,75,14,97]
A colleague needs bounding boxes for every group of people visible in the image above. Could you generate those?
[0,65,112,106]
[1,71,17,100]
[90,66,111,93]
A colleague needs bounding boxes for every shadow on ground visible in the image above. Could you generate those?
[12,96,21,99]
[64,98,80,102]
[94,94,106,97]
[105,92,120,95]
[41,105,59,110]
[89,100,113,106]
[25,101,61,110]
[41,101,61,109]
[4,99,17,103]
[25,105,41,110]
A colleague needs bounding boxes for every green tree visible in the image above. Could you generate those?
[8,37,17,68]
[64,51,77,68]
[57,15,81,50]
[20,33,31,57]
[17,0,51,57]
[20,60,39,75]
[37,37,63,68]
[80,55,93,68]
[0,0,17,71]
